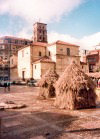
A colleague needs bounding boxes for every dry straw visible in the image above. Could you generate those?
[55,62,96,110]
[38,69,59,99]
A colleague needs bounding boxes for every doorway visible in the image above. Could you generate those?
[22,71,25,81]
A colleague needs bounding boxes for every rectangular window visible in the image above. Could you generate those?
[39,51,41,56]
[15,40,18,44]
[88,58,96,62]
[7,38,11,43]
[67,48,70,56]
[49,51,50,56]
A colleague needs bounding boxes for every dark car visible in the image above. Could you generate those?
[0,81,12,87]
[15,80,26,85]
[27,79,37,87]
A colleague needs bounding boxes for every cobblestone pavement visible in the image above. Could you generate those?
[0,86,100,139]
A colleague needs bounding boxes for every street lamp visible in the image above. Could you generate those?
[8,39,11,90]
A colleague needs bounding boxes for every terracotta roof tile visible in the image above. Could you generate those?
[32,42,47,47]
[0,36,32,41]
[33,56,55,63]
[48,40,79,47]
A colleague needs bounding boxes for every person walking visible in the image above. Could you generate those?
[7,82,10,91]
[4,82,7,92]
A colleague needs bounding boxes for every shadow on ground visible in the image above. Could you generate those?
[0,110,78,139]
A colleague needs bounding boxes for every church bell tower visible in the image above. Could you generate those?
[33,22,47,43]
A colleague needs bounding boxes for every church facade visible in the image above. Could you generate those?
[18,22,80,80]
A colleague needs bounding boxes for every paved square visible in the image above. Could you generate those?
[0,86,100,139]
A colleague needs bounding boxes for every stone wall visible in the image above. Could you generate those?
[10,67,19,81]
[56,55,80,75]
[32,45,46,61]
[10,55,17,68]
[80,63,89,73]
[41,62,55,77]
[33,63,41,79]
[57,44,79,56]
[33,62,55,79]
[47,44,57,62]
[55,44,80,75]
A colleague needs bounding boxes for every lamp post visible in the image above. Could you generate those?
[1,61,5,92]
[8,39,11,90]
[2,62,5,83]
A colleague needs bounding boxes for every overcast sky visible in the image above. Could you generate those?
[0,0,100,50]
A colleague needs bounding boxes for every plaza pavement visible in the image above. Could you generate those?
[0,85,100,139]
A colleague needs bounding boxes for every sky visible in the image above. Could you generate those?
[0,0,100,50]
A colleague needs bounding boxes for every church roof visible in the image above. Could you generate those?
[48,40,80,47]
[32,42,47,47]
[33,56,55,64]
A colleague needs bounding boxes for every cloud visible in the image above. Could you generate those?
[48,32,78,44]
[17,30,31,39]
[0,32,13,37]
[17,29,100,50]
[16,26,32,39]
[80,32,100,49]
[0,0,84,23]
[1,0,99,50]
[48,31,100,50]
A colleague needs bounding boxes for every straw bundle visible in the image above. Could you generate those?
[55,62,96,110]
[38,69,59,99]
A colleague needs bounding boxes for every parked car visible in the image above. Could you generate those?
[0,81,12,87]
[0,81,4,87]
[15,80,26,85]
[27,79,37,87]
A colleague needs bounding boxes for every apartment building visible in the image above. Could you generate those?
[0,36,32,60]
[86,49,100,72]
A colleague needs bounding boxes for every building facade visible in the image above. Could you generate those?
[18,42,47,80]
[0,57,10,81]
[10,54,19,81]
[18,40,80,80]
[0,36,32,81]
[86,50,100,72]
[0,22,81,81]
[0,36,32,60]
[33,56,55,79]
[47,41,80,76]
[80,61,89,73]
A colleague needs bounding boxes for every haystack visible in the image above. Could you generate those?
[38,69,59,99]
[55,62,96,110]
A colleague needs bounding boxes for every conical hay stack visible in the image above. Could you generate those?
[38,69,59,99]
[54,62,96,110]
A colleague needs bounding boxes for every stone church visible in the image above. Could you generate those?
[18,22,80,80]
